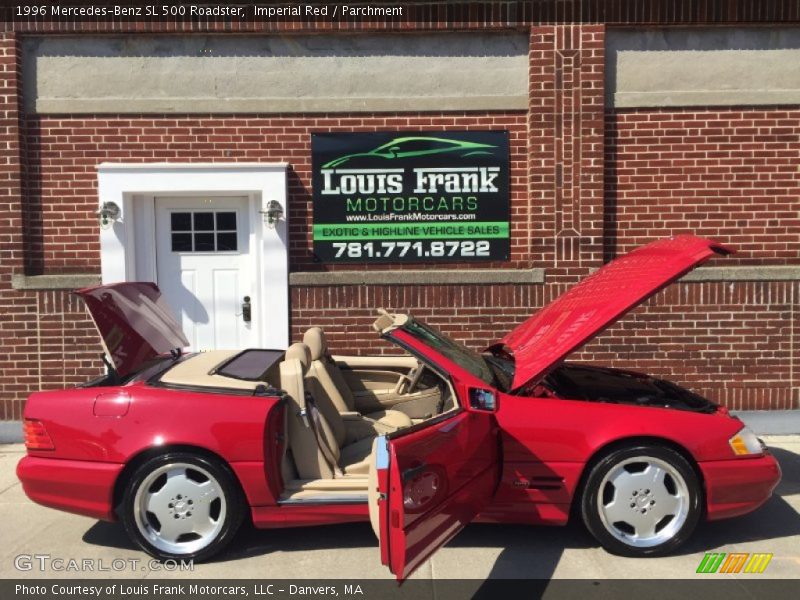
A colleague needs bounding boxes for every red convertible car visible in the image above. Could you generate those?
[17,235,781,580]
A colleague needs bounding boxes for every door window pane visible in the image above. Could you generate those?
[193,212,214,231]
[171,233,192,252]
[216,232,238,251]
[216,212,237,230]
[169,209,239,253]
[194,233,215,251]
[171,212,191,231]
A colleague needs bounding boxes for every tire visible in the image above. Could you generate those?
[580,445,701,557]
[120,452,244,562]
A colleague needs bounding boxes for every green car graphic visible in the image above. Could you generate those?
[322,136,497,168]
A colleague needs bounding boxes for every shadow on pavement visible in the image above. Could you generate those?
[82,522,138,551]
[82,444,800,576]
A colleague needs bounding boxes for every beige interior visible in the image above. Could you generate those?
[332,355,418,370]
[157,319,453,505]
[353,387,443,418]
[341,368,412,392]
[372,308,409,334]
[160,350,263,390]
[276,326,457,503]
[278,342,395,483]
[367,437,381,538]
[335,357,444,419]
[303,327,414,429]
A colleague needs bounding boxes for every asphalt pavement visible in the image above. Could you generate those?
[0,435,798,581]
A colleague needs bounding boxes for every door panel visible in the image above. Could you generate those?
[332,355,418,370]
[341,369,407,393]
[155,196,255,350]
[212,268,242,349]
[371,407,499,581]
[355,388,443,419]
[179,269,199,349]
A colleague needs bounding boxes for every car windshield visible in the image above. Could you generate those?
[400,318,500,388]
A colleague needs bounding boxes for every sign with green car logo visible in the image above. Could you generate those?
[311,131,510,263]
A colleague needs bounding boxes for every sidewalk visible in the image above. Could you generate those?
[0,434,798,579]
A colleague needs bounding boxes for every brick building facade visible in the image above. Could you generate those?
[1,2,799,421]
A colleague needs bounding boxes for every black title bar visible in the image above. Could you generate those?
[2,1,800,29]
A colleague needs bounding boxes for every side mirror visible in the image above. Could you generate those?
[469,388,497,412]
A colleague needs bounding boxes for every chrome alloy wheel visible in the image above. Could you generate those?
[596,456,690,548]
[133,462,226,555]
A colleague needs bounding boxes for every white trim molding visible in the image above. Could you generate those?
[97,162,290,348]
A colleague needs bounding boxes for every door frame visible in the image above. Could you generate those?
[97,163,290,349]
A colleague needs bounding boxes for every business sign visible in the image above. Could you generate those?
[311,131,510,263]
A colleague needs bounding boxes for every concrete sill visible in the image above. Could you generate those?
[290,268,545,287]
[11,274,101,290]
[680,265,800,282]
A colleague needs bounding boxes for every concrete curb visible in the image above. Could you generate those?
[731,410,800,436]
[0,421,22,444]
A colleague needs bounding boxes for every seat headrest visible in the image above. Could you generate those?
[303,327,327,361]
[284,342,311,373]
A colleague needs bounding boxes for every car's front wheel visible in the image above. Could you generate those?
[580,445,701,556]
[120,452,244,561]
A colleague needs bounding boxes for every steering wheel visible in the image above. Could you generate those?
[394,363,428,395]
[405,363,427,394]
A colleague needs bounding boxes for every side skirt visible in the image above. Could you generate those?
[251,502,369,528]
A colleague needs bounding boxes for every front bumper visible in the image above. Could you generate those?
[17,455,123,521]
[700,452,782,521]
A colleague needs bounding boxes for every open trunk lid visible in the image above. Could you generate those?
[76,282,189,377]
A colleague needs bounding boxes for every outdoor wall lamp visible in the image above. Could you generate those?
[260,200,284,228]
[96,201,121,229]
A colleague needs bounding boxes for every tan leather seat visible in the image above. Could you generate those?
[279,342,378,478]
[302,327,412,430]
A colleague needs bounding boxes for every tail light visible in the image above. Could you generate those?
[23,419,55,450]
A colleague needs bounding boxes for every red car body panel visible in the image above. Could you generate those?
[21,381,282,513]
[16,456,122,521]
[15,236,781,579]
[387,327,780,531]
[489,235,733,391]
[251,504,369,528]
[701,456,781,520]
[375,406,499,581]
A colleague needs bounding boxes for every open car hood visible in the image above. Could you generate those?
[487,235,733,392]
[76,282,189,377]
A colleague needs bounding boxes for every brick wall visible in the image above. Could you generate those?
[528,25,606,282]
[0,32,34,420]
[13,111,530,406]
[577,282,797,410]
[591,108,800,410]
[292,281,798,411]
[23,113,530,273]
[1,23,798,416]
[605,109,800,264]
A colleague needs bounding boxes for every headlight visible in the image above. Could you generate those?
[728,426,764,456]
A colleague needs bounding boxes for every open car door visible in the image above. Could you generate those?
[368,388,500,581]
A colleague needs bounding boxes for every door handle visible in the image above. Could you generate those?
[401,463,428,483]
[241,296,252,323]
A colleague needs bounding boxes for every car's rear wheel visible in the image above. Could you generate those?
[580,445,701,556]
[120,452,243,561]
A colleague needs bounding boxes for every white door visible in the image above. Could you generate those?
[155,196,256,351]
